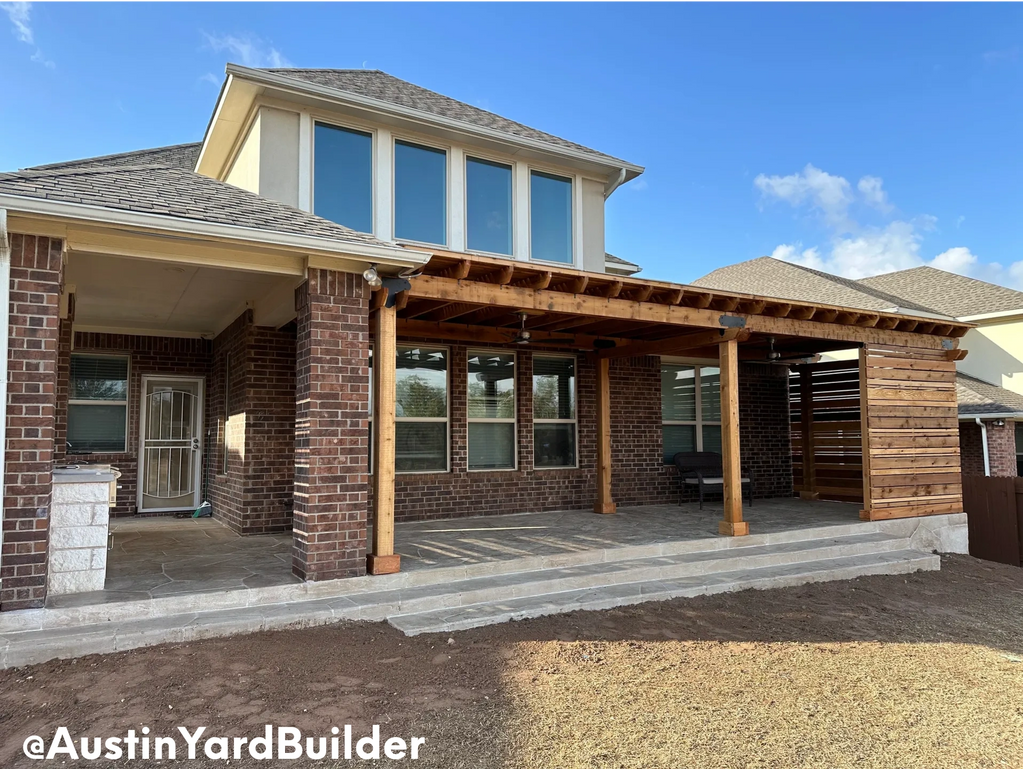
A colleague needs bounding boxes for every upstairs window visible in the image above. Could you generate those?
[467,351,516,470]
[313,123,373,233]
[530,170,573,264]
[661,363,722,463]
[533,355,577,468]
[396,346,449,473]
[466,157,513,255]
[394,140,447,245]
[68,354,129,453]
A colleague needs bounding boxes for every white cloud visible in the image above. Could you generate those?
[931,246,978,274]
[201,31,292,68]
[956,215,966,228]
[857,175,892,213]
[768,243,825,271]
[199,72,220,87]
[628,179,649,192]
[754,164,853,228]
[30,46,53,69]
[1,1,32,43]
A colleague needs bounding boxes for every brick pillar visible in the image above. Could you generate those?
[985,420,1018,478]
[292,268,369,581]
[1,235,63,611]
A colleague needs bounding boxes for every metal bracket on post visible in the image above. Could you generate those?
[381,277,411,308]
[719,315,746,329]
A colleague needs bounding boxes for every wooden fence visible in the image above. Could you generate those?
[963,475,1023,567]
[790,360,864,503]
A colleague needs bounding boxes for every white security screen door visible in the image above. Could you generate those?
[138,377,204,513]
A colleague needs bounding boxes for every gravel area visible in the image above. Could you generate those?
[1,554,1022,768]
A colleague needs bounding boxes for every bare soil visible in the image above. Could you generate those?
[2,554,1023,768]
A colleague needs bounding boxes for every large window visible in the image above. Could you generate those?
[529,170,573,264]
[394,140,447,245]
[533,355,576,468]
[396,346,449,473]
[466,157,513,255]
[661,363,722,463]
[314,122,373,233]
[468,351,516,470]
[67,354,129,453]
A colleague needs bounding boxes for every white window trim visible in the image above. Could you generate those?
[527,167,578,269]
[661,359,722,459]
[67,352,130,455]
[391,135,451,249]
[310,118,378,237]
[395,344,451,475]
[463,153,516,259]
[532,353,579,470]
[467,349,518,472]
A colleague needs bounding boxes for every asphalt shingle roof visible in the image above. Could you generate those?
[27,143,202,172]
[693,257,950,317]
[0,161,388,246]
[956,373,1023,416]
[262,68,635,169]
[858,266,1023,318]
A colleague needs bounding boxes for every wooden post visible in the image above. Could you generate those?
[858,346,874,521]
[718,337,748,536]
[594,356,616,514]
[798,365,819,500]
[368,302,400,574]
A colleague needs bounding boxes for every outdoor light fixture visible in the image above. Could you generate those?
[513,312,532,344]
[362,264,383,289]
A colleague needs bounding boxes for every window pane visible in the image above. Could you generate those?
[469,422,515,470]
[534,423,576,468]
[396,347,447,418]
[468,352,515,418]
[466,157,512,255]
[396,422,447,473]
[533,357,575,420]
[314,123,373,233]
[395,140,447,245]
[662,424,696,464]
[68,404,126,453]
[530,171,573,264]
[70,355,127,400]
[661,365,696,422]
[701,366,721,422]
[702,424,723,455]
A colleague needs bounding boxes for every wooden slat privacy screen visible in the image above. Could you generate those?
[860,343,964,520]
[790,361,864,503]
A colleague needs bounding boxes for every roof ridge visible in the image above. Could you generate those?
[25,142,201,171]
[4,163,180,179]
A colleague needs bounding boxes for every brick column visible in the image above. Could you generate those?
[985,420,1018,478]
[1,235,63,611]
[292,268,369,581]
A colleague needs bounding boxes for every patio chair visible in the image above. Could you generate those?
[672,451,754,510]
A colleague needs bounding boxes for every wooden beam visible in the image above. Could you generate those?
[658,288,685,305]
[393,291,409,311]
[790,306,816,321]
[602,280,624,299]
[594,357,616,514]
[514,271,552,290]
[368,304,400,575]
[397,318,610,348]
[566,275,589,294]
[440,259,471,280]
[407,275,958,350]
[687,292,713,309]
[482,265,515,285]
[739,300,767,315]
[599,327,747,359]
[624,285,654,303]
[766,303,792,318]
[946,348,968,361]
[718,337,748,536]
[369,287,388,311]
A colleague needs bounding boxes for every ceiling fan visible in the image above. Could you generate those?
[763,337,819,365]
[513,312,532,344]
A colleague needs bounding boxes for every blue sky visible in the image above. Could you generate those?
[2,2,1022,287]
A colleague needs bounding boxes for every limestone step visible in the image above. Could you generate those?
[388,549,940,636]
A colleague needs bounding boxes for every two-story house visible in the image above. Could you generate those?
[0,66,970,615]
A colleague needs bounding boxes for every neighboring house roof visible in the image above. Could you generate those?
[956,373,1023,417]
[261,68,635,170]
[605,252,641,276]
[858,266,1023,319]
[26,142,202,172]
[693,257,952,318]
[0,161,388,246]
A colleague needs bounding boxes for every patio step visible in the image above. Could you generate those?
[388,549,940,636]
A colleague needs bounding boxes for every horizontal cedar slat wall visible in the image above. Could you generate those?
[790,361,864,503]
[860,343,964,521]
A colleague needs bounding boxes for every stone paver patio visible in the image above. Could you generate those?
[47,498,861,609]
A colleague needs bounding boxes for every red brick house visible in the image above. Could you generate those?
[0,66,972,612]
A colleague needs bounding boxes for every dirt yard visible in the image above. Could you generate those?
[2,554,1023,768]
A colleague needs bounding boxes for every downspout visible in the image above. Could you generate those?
[0,210,10,595]
[975,417,991,477]
[603,168,627,199]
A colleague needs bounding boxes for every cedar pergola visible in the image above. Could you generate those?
[364,251,972,575]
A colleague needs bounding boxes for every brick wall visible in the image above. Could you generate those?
[293,269,369,580]
[61,332,213,516]
[959,419,1018,477]
[379,348,794,522]
[1,235,63,611]
[208,311,296,534]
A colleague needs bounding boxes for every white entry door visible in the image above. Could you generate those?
[138,376,204,513]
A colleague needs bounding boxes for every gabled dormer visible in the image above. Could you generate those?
[196,65,644,273]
